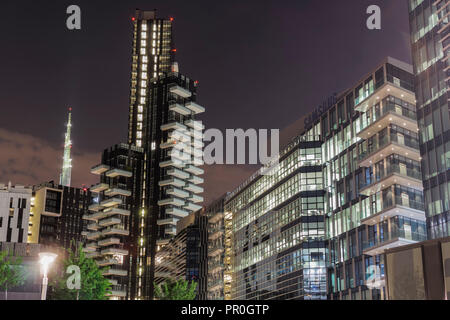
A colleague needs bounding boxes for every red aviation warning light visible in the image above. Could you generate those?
[169,17,174,21]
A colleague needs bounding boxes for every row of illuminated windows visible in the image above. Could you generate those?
[232,174,301,232]
[409,2,439,43]
[425,181,450,218]
[225,149,301,215]
[419,101,450,144]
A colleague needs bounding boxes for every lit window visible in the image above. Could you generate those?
[141,32,147,39]
[152,48,156,55]
[140,97,145,104]
[138,114,143,121]
[141,72,147,79]
[137,131,142,139]
[153,72,157,78]
[140,89,146,97]
[153,32,156,39]
[138,105,143,113]
[142,56,148,63]
[142,24,147,31]
[142,64,147,71]
[152,40,156,47]
[136,140,142,147]
[154,56,157,63]
[137,123,143,130]
[141,80,147,87]
[140,48,146,55]
[153,24,156,31]
[141,40,146,47]
[151,142,156,150]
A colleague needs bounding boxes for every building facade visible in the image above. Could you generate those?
[206,196,226,300]
[407,0,450,239]
[224,134,328,300]
[83,143,144,300]
[0,183,31,243]
[28,181,91,249]
[126,9,205,299]
[154,210,208,300]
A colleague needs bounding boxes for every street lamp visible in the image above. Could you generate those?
[39,252,57,300]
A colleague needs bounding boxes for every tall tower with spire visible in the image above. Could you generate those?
[60,108,72,187]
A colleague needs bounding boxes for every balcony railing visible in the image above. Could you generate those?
[361,164,422,190]
[363,230,427,251]
[358,134,419,162]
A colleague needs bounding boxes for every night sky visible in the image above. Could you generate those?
[0,0,411,205]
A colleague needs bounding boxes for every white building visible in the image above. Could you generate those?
[0,182,32,243]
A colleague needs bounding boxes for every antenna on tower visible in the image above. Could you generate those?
[60,107,73,187]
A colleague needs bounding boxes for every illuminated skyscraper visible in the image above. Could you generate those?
[127,9,205,300]
[60,108,72,187]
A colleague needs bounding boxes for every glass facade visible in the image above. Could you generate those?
[408,0,450,239]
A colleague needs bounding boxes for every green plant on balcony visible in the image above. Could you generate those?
[154,278,197,300]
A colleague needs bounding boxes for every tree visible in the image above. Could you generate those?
[0,250,26,300]
[48,242,111,300]
[154,278,197,300]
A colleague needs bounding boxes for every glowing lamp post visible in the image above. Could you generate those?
[39,252,57,300]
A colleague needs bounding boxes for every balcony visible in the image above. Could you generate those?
[166,187,189,198]
[185,165,204,175]
[167,168,190,180]
[102,269,128,277]
[103,207,131,217]
[97,259,119,267]
[159,177,186,188]
[188,194,203,203]
[159,159,184,169]
[208,247,224,258]
[357,103,418,140]
[188,176,204,185]
[185,119,205,130]
[169,103,191,116]
[109,290,127,298]
[169,149,191,162]
[361,197,426,226]
[88,203,103,212]
[158,197,185,207]
[100,198,123,207]
[91,164,110,175]
[165,207,190,218]
[184,202,202,212]
[82,214,97,222]
[358,135,420,168]
[157,218,178,226]
[86,252,101,259]
[156,239,171,246]
[99,217,121,227]
[90,183,109,193]
[161,122,187,132]
[359,164,423,196]
[86,211,106,221]
[101,247,128,256]
[185,183,203,194]
[169,85,192,98]
[98,237,121,247]
[105,188,132,197]
[185,101,205,114]
[87,223,98,231]
[209,212,224,224]
[86,242,99,249]
[209,228,224,241]
[87,232,101,240]
[354,82,415,113]
[105,168,132,178]
[363,230,427,256]
[102,226,129,236]
[165,226,177,235]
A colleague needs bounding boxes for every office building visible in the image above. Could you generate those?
[0,182,31,243]
[154,210,208,300]
[27,181,91,250]
[407,0,450,239]
[385,236,450,299]
[223,57,427,300]
[224,134,328,300]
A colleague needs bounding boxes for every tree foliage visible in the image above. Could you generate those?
[48,242,111,300]
[154,278,197,300]
[0,250,26,300]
